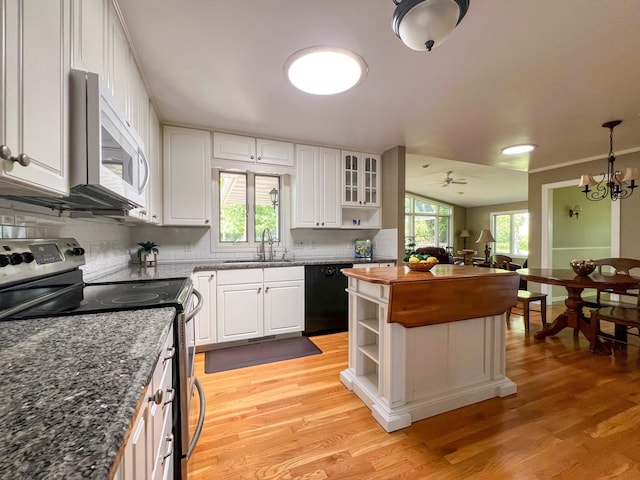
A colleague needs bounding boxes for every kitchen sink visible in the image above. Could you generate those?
[223,259,293,265]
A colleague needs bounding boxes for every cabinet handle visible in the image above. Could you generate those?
[209,273,215,279]
[148,389,164,405]
[257,287,262,294]
[0,146,30,166]
[164,346,175,361]
[204,219,210,224]
[321,222,324,226]
[251,155,255,160]
[140,210,147,215]
[162,434,174,461]
[265,286,269,293]
[152,215,158,219]
[164,388,175,406]
[316,222,320,226]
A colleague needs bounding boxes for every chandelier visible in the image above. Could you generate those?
[579,120,639,201]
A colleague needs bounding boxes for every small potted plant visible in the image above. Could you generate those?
[137,241,159,267]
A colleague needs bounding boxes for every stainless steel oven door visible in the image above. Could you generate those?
[178,289,205,477]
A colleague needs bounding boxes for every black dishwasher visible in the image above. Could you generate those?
[303,264,351,336]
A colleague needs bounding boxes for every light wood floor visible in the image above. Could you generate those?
[188,304,640,479]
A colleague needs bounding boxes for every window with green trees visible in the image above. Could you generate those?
[404,194,452,248]
[219,171,280,245]
[491,211,529,256]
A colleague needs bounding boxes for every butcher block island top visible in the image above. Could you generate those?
[340,265,520,328]
[339,264,519,432]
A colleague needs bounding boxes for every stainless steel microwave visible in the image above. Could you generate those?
[69,69,149,210]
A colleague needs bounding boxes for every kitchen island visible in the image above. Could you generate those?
[339,264,519,432]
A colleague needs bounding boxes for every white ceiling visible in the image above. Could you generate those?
[117,0,640,208]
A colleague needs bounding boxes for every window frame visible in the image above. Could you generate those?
[404,193,453,249]
[490,209,529,257]
[213,169,282,252]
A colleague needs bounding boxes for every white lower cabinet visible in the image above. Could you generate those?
[113,327,174,480]
[216,267,305,344]
[264,267,305,335]
[193,271,217,346]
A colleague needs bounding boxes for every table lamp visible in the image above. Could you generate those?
[476,229,496,263]
[460,229,470,249]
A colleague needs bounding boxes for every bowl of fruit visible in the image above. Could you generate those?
[406,254,439,272]
[570,259,596,276]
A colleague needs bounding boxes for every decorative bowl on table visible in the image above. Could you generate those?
[406,257,438,272]
[570,259,596,276]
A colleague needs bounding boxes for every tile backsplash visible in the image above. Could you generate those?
[1,199,398,280]
[0,200,132,280]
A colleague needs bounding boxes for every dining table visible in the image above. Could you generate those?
[516,268,640,352]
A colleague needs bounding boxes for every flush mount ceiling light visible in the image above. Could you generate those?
[501,144,536,155]
[285,47,367,95]
[392,0,470,52]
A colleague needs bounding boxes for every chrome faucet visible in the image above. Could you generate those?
[260,228,274,261]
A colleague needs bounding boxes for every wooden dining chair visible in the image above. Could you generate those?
[588,258,640,350]
[584,258,640,308]
[490,254,513,270]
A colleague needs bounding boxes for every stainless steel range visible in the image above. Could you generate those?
[0,238,204,479]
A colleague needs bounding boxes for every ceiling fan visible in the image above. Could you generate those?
[442,171,467,187]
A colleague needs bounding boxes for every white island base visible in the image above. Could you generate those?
[339,268,518,433]
[340,315,516,432]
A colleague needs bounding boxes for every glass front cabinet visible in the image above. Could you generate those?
[341,151,381,207]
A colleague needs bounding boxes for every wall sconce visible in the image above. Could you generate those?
[476,229,496,263]
[269,187,279,210]
[459,229,470,249]
[568,205,581,219]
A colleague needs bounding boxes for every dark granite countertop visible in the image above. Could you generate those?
[0,308,175,479]
[91,257,397,282]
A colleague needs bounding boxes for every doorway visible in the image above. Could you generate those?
[541,179,620,300]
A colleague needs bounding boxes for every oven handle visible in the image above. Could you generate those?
[185,289,203,323]
[187,377,206,459]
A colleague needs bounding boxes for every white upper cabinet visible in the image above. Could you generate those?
[1,0,70,196]
[341,151,381,207]
[128,59,149,151]
[213,132,294,167]
[70,0,104,75]
[147,104,162,224]
[104,1,129,123]
[163,126,212,226]
[293,145,341,229]
[256,138,295,166]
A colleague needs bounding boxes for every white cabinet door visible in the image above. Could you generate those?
[147,104,162,224]
[319,147,342,227]
[217,283,263,342]
[129,59,149,147]
[293,145,340,228]
[341,151,381,207]
[1,0,69,196]
[256,138,294,166]
[162,126,212,226]
[122,387,150,480]
[193,272,217,346]
[70,0,104,75]
[264,279,305,335]
[213,132,255,162]
[104,1,129,122]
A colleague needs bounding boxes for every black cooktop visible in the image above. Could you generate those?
[6,278,192,320]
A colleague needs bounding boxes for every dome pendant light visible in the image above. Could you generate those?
[392,0,470,52]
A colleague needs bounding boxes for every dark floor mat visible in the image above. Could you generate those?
[204,336,322,374]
